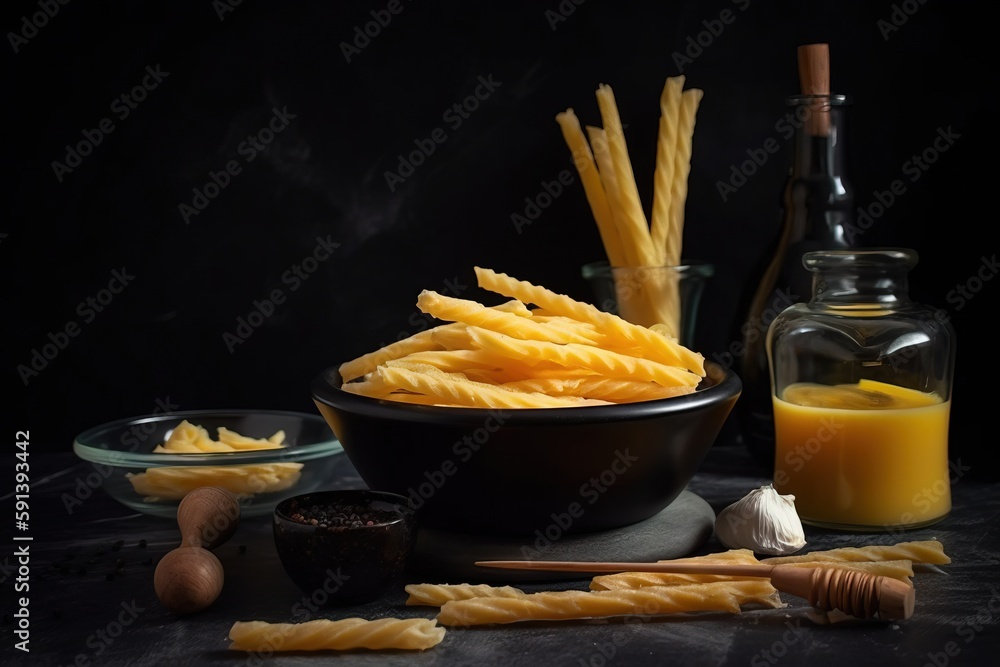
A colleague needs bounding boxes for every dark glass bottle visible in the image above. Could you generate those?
[737,94,855,469]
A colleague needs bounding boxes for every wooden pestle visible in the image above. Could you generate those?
[476,559,915,621]
[154,487,241,614]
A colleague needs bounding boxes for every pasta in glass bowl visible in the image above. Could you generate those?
[72,409,344,518]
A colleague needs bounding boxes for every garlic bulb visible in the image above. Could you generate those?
[714,484,806,556]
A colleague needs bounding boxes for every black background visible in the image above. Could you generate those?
[4,1,996,475]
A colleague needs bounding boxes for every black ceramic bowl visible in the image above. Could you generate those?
[310,362,741,536]
[272,490,416,605]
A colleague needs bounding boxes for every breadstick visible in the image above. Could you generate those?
[760,540,950,566]
[555,109,627,267]
[405,583,527,606]
[227,618,445,652]
[436,580,783,626]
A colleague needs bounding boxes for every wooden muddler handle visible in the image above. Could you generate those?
[768,565,914,621]
[797,43,831,136]
[154,487,241,614]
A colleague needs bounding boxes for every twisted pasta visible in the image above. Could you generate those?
[590,549,760,591]
[228,617,445,652]
[473,267,705,375]
[127,421,302,501]
[761,540,950,566]
[127,463,302,501]
[436,580,783,626]
[405,583,527,606]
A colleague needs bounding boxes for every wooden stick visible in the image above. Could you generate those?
[476,560,914,620]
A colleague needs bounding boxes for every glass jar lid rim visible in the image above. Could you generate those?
[803,248,918,270]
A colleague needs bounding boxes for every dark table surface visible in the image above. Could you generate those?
[4,445,999,667]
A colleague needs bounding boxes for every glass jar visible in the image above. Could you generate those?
[768,248,956,531]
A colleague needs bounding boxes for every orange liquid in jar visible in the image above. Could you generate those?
[772,379,951,529]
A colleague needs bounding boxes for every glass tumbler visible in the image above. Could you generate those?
[581,260,714,347]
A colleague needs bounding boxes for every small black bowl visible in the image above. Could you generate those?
[273,490,416,605]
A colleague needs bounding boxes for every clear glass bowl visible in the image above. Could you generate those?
[73,409,344,518]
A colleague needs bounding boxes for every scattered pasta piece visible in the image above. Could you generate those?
[761,540,950,566]
[436,580,783,626]
[227,618,445,652]
[405,583,528,606]
[590,549,761,591]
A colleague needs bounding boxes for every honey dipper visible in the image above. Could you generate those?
[476,559,914,621]
[154,487,241,614]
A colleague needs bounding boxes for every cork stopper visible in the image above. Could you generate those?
[797,43,831,136]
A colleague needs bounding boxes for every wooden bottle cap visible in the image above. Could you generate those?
[797,43,831,136]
